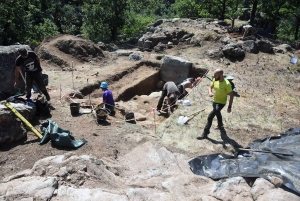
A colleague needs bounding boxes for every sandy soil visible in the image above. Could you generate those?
[1,32,299,182]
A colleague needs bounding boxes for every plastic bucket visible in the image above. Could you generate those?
[125,112,136,124]
[96,108,109,122]
[42,74,49,86]
[70,103,80,116]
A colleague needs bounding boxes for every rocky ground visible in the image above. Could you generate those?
[0,18,300,200]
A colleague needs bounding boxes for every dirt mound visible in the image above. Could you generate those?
[36,34,105,70]
[55,39,104,62]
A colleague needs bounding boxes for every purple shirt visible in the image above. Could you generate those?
[103,89,115,106]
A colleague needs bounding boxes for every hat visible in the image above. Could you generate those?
[100,82,108,89]
[18,48,28,57]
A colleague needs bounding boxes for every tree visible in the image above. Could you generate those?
[172,0,201,18]
[195,0,232,20]
[278,0,300,41]
[226,0,243,28]
[249,0,259,26]
[82,0,128,42]
[0,0,28,45]
[260,0,287,33]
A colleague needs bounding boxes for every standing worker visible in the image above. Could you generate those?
[157,81,180,115]
[198,69,233,139]
[98,81,115,115]
[14,48,51,101]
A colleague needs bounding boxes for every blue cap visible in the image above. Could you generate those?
[100,82,108,89]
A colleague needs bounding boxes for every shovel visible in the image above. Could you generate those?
[239,148,293,156]
[178,109,205,125]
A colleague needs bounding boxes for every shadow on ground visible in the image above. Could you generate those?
[208,127,243,150]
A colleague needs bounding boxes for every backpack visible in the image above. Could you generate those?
[35,95,51,116]
[0,91,14,101]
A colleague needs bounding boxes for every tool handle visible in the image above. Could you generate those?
[184,69,209,98]
[188,109,205,117]
[239,148,293,156]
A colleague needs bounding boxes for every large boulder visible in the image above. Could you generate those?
[221,37,234,45]
[128,52,143,61]
[257,40,274,53]
[160,55,192,84]
[0,176,57,201]
[0,45,29,94]
[243,40,258,53]
[206,48,223,58]
[138,26,189,51]
[251,178,300,201]
[0,102,36,144]
[212,177,252,201]
[222,43,245,58]
[273,44,292,54]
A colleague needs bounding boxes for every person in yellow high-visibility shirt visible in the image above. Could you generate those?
[197,69,234,139]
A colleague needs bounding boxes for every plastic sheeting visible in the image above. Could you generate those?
[40,119,87,148]
[189,128,300,194]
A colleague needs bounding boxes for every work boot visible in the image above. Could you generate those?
[197,130,209,140]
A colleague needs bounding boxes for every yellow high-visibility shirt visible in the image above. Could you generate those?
[213,79,232,104]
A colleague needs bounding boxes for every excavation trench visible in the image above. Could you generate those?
[81,61,207,102]
[80,61,207,123]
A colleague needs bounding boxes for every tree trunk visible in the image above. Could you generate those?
[231,19,235,28]
[110,27,118,42]
[220,0,226,20]
[250,0,258,26]
[54,5,63,33]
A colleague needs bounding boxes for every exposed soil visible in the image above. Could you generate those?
[1,29,300,187]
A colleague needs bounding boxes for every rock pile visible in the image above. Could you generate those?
[0,142,298,200]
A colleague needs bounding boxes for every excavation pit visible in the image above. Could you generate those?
[81,61,207,124]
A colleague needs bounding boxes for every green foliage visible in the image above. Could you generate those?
[28,19,59,47]
[0,0,300,45]
[172,0,201,18]
[0,0,28,45]
[121,14,156,38]
[278,0,300,41]
[276,19,295,42]
[225,0,243,28]
[81,0,128,42]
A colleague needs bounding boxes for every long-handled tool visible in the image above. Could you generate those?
[1,101,43,139]
[239,148,293,156]
[19,69,26,84]
[87,78,92,106]
[184,70,209,99]
[178,109,205,125]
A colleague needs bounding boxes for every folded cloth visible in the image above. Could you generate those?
[40,119,86,148]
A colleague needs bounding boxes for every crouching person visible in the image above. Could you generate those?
[156,81,179,115]
[177,77,202,100]
[98,82,115,116]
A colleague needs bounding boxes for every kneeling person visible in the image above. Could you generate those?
[156,81,179,115]
[99,82,115,115]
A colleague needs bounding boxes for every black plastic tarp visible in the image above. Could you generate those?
[189,128,300,194]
